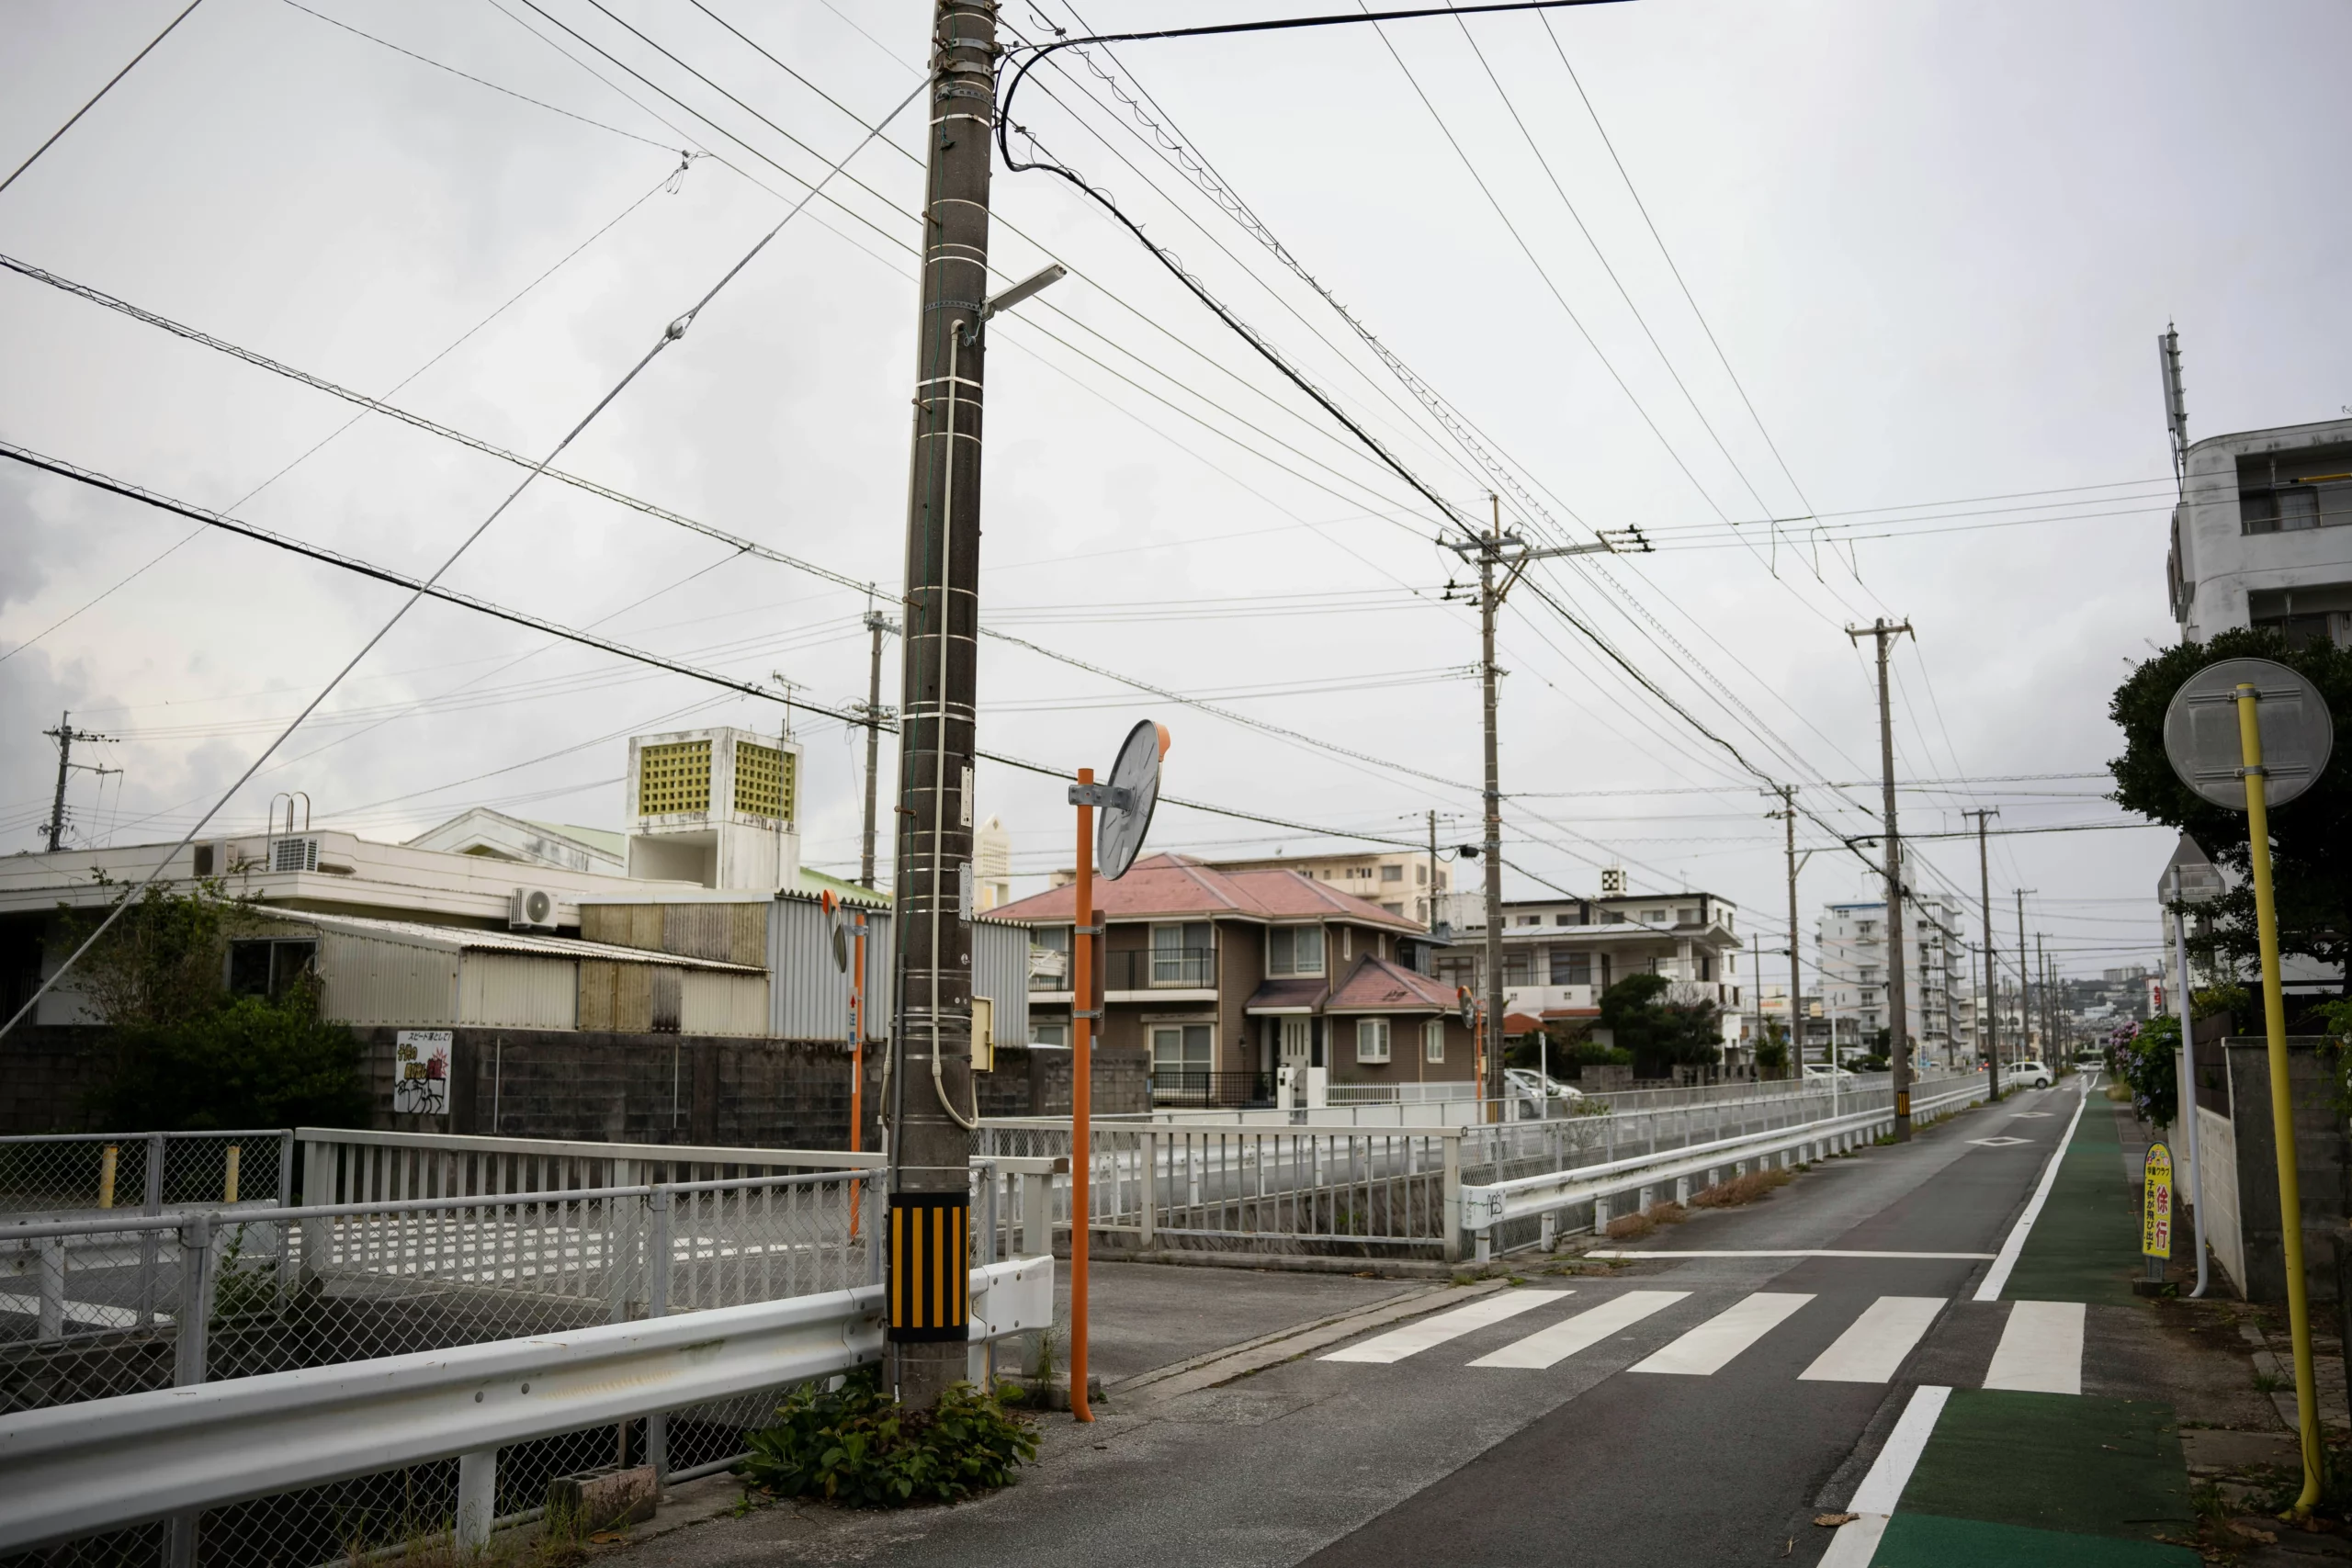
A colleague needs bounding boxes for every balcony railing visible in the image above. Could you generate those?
[1113,948,1215,990]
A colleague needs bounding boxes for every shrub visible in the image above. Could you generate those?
[2110,1015,2179,1127]
[1690,1169,1792,1209]
[738,1368,1037,1508]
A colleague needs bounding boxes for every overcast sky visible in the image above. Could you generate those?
[5,0,2347,985]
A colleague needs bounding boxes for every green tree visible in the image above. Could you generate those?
[2109,628,2352,996]
[1753,1021,1791,1079]
[1597,973,1723,1078]
[63,878,369,1131]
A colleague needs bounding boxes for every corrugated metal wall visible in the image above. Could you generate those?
[681,971,767,1035]
[974,919,1029,1050]
[318,930,458,1026]
[768,897,886,1042]
[458,952,578,1029]
[765,900,1025,1048]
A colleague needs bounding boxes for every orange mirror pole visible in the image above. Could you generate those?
[1070,767,1096,1422]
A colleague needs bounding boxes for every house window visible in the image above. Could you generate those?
[1676,908,1698,925]
[1029,925,1070,990]
[1423,1019,1445,1063]
[1355,1018,1391,1064]
[1518,914,1543,927]
[1382,902,1404,916]
[1503,950,1533,987]
[1149,1024,1214,1076]
[1555,911,1583,926]
[1603,911,1626,924]
[1551,950,1591,986]
[1342,927,1352,962]
[1268,926,1324,976]
[1029,1021,1069,1047]
[1382,863,1403,883]
[1151,921,1211,986]
[1416,865,1428,886]
[228,938,317,1001]
[1642,909,1667,925]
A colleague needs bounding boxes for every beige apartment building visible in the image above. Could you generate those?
[1203,851,1451,926]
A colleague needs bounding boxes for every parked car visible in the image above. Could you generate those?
[1504,1068,1585,1113]
[2009,1060,2053,1089]
[1801,1064,1857,1083]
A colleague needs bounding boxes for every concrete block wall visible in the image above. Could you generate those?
[2222,1039,2348,1305]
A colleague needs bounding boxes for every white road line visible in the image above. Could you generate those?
[1468,1290,1689,1370]
[1319,1289,1567,1364]
[1586,1249,1995,1260]
[1973,1085,2090,1302]
[1628,1292,1813,1376]
[1984,1299,2085,1394]
[1822,1383,1953,1566]
[1800,1296,1946,1383]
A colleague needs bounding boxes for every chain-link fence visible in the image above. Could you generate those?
[0,1132,293,1219]
[2,1168,875,1568]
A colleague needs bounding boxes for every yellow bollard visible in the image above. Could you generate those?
[223,1145,241,1205]
[98,1145,118,1209]
[2236,682,2324,1517]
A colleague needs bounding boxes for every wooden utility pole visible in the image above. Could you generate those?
[2012,889,2035,1058]
[886,0,997,1407]
[1848,619,1916,1139]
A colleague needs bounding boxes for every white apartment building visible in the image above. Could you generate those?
[2168,413,2352,647]
[1433,888,1745,1048]
[1816,895,1971,1065]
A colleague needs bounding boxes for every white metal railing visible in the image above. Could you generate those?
[297,1126,881,1212]
[1454,1078,1993,1258]
[0,1255,1053,1560]
[977,1073,1982,1263]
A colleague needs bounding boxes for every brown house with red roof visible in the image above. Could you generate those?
[990,853,1477,1106]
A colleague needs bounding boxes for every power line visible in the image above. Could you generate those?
[0,73,923,1044]
[0,0,209,197]
[276,0,683,152]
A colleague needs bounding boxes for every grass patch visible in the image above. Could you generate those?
[738,1368,1038,1509]
[1604,1211,1656,1240]
[1690,1169,1794,1209]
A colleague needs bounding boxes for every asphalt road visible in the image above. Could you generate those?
[605,1083,2081,1568]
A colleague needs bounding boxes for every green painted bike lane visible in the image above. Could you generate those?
[1854,1087,2200,1566]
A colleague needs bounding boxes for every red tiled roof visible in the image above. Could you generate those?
[1504,1011,1545,1035]
[990,852,1419,931]
[1324,955,1454,1014]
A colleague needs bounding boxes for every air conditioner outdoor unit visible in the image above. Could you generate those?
[509,886,560,931]
[269,836,320,874]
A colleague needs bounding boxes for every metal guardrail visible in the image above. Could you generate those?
[0,1255,1054,1558]
[1454,1079,1993,1258]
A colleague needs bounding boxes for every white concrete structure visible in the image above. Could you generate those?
[2170,415,2352,647]
[624,727,802,891]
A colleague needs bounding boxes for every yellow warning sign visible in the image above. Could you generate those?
[2142,1142,2174,1260]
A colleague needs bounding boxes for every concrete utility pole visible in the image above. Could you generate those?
[1848,619,1916,1139]
[887,0,997,1407]
[1964,809,1998,1100]
[1768,785,1804,1072]
[1426,809,1440,934]
[42,712,116,853]
[1448,497,1615,1108]
[2013,889,2034,1056]
[857,610,897,889]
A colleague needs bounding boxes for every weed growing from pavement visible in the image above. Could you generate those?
[736,1368,1037,1509]
[1690,1170,1794,1209]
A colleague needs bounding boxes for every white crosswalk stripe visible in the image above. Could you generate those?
[1799,1296,1944,1382]
[1469,1290,1688,1370]
[1317,1290,2086,1390]
[1984,1299,2085,1393]
[1630,1292,1814,1376]
[1319,1289,1568,1364]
